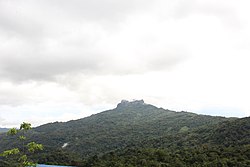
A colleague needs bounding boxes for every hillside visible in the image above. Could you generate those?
[0,128,8,133]
[21,100,229,155]
[0,100,249,166]
[84,117,250,166]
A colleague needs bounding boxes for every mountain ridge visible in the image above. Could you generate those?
[20,101,231,152]
[0,100,249,166]
[0,128,9,133]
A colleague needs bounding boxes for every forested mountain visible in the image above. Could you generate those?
[0,100,249,166]
[86,117,250,167]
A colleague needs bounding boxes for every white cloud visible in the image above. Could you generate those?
[0,0,250,127]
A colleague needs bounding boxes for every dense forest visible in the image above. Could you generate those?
[0,100,249,166]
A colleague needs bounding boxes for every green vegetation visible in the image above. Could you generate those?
[81,116,250,166]
[82,145,250,167]
[0,122,43,167]
[0,100,249,166]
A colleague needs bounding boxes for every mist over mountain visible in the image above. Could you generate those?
[0,100,249,166]
[0,128,8,133]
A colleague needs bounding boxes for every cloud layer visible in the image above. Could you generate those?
[1,0,250,127]
[0,0,186,82]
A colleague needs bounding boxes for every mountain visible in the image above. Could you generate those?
[27,100,230,155]
[86,117,250,167]
[0,100,249,166]
[0,128,8,133]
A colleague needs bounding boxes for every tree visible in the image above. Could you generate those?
[0,122,43,167]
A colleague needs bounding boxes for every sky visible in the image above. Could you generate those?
[0,0,250,127]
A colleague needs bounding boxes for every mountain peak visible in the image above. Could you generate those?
[116,99,145,108]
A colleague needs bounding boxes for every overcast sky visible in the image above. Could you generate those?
[1,0,250,127]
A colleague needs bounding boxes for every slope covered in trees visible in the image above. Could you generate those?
[7,100,230,156]
[83,117,250,166]
[0,100,249,166]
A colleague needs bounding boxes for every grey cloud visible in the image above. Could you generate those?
[147,53,186,71]
[173,0,242,28]
[0,0,153,37]
[0,117,6,127]
[0,90,25,106]
[0,53,106,81]
[0,49,185,81]
[0,2,44,39]
[0,0,187,82]
[0,116,18,127]
[0,116,4,123]
[0,14,43,39]
[47,0,153,21]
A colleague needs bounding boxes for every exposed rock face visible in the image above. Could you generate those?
[116,99,145,108]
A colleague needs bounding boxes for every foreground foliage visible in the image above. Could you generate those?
[0,122,43,167]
